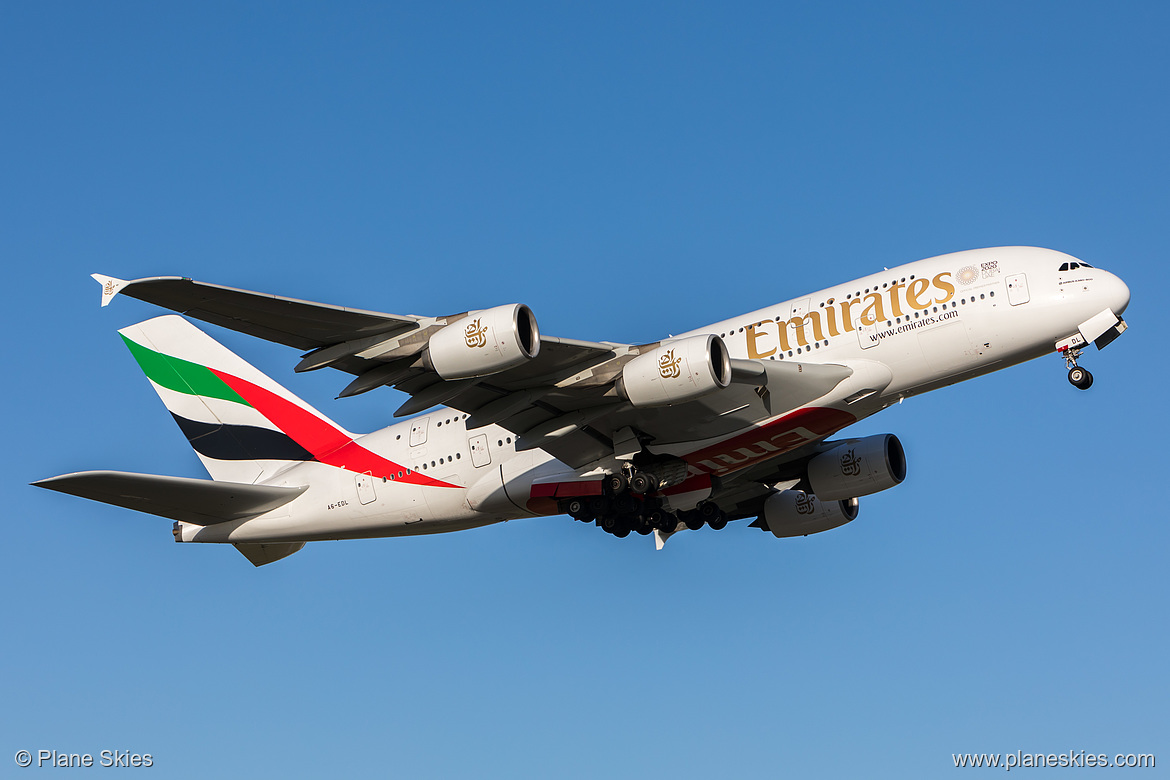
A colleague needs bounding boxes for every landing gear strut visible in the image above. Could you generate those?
[1063,346,1094,390]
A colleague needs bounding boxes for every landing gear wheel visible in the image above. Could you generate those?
[566,499,586,519]
[708,512,728,531]
[1068,366,1093,390]
[606,473,628,495]
[682,510,704,531]
[648,509,676,531]
[629,471,656,495]
[698,502,721,521]
[599,514,618,532]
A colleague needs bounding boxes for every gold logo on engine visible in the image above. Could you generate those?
[658,349,682,379]
[795,492,816,515]
[464,318,488,348]
[839,448,861,476]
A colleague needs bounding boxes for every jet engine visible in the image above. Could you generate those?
[617,334,731,408]
[806,434,906,501]
[427,304,540,379]
[759,490,859,538]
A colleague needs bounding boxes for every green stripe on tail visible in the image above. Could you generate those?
[120,334,251,406]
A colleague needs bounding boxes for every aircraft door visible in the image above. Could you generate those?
[409,417,429,446]
[783,298,815,351]
[469,434,491,467]
[356,472,377,505]
[856,315,879,350]
[1006,274,1030,306]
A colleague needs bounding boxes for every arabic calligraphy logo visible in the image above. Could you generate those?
[658,349,682,379]
[103,280,116,296]
[795,492,816,515]
[839,448,862,476]
[464,318,488,349]
[957,265,979,285]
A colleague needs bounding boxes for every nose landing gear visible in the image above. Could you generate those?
[1068,366,1093,390]
[1062,346,1094,390]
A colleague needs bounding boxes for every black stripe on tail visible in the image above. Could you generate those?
[170,414,315,462]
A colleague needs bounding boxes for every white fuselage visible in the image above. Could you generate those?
[180,246,1130,544]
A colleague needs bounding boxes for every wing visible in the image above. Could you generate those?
[93,274,420,349]
[96,275,854,469]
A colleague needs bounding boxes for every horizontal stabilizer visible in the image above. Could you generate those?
[33,471,307,526]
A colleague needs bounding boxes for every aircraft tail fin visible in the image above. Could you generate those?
[118,314,356,483]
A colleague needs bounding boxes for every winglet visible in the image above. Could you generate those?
[92,274,128,307]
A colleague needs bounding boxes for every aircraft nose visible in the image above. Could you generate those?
[1104,271,1131,316]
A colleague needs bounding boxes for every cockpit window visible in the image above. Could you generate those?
[1059,261,1093,271]
[1059,262,1070,271]
[1080,261,1094,268]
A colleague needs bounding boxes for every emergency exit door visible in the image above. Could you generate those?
[355,472,376,505]
[468,434,491,467]
[1006,274,1030,306]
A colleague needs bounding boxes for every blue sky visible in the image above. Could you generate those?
[3,2,1166,777]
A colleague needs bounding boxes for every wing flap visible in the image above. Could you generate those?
[33,471,307,526]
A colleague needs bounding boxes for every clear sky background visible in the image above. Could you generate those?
[3,2,1166,777]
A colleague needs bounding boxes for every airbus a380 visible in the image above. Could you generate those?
[35,246,1129,566]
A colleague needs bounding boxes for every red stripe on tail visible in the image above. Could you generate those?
[210,369,455,488]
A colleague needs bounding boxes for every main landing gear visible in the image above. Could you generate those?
[560,475,728,539]
[1062,346,1094,390]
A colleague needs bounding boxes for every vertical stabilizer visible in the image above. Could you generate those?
[119,315,355,483]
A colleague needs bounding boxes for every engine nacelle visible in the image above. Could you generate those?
[617,334,731,408]
[427,304,540,380]
[760,490,859,538]
[806,434,906,501]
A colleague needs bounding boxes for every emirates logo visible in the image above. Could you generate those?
[839,448,861,477]
[658,349,682,379]
[464,318,488,348]
[103,280,116,296]
[795,492,816,515]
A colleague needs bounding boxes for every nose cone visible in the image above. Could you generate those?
[1104,271,1131,316]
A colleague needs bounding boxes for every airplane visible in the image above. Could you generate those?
[34,246,1130,566]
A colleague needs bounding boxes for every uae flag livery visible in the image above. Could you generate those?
[120,315,452,488]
